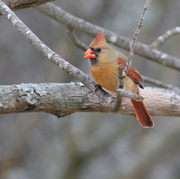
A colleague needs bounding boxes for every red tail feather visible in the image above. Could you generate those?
[131,100,154,128]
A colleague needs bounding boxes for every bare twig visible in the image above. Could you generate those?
[125,0,151,74]
[151,27,180,48]
[35,3,180,71]
[67,27,87,51]
[111,65,144,112]
[117,65,126,89]
[117,89,144,102]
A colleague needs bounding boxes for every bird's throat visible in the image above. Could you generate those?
[89,58,98,65]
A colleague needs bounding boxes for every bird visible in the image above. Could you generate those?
[84,32,154,128]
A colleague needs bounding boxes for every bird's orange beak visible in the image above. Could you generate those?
[84,48,96,58]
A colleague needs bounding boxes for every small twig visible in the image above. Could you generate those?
[110,88,144,112]
[67,27,88,51]
[151,27,180,49]
[125,0,151,74]
[111,64,143,112]
[112,64,125,112]
[117,89,144,102]
[117,64,126,89]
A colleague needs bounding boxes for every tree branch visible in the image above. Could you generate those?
[1,0,53,13]
[151,26,180,49]
[126,0,151,73]
[111,65,143,112]
[66,27,87,51]
[36,3,180,72]
[142,75,180,93]
[111,65,126,112]
[0,83,179,117]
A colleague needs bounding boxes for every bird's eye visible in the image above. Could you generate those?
[96,48,102,52]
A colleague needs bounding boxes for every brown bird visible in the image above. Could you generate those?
[84,32,154,128]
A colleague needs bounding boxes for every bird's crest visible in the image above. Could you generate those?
[89,32,107,48]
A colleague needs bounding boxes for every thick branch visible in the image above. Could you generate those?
[0,83,179,117]
[36,3,180,71]
[1,0,53,12]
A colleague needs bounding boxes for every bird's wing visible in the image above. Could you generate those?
[117,59,144,89]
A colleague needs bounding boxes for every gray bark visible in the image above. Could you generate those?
[0,83,179,117]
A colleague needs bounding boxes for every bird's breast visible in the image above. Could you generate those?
[90,63,118,92]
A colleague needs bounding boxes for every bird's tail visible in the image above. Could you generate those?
[131,100,154,128]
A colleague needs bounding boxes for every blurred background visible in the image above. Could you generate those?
[0,0,180,179]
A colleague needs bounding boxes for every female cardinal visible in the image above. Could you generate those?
[84,32,154,128]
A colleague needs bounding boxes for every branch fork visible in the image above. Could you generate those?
[111,64,143,112]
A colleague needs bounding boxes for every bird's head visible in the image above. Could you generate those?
[84,32,110,65]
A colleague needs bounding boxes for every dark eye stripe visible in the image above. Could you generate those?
[89,47,102,53]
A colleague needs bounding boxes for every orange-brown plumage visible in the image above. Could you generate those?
[84,32,154,128]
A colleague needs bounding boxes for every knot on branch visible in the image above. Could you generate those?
[16,88,38,109]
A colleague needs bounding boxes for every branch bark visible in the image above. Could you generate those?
[1,0,53,12]
[0,83,180,117]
